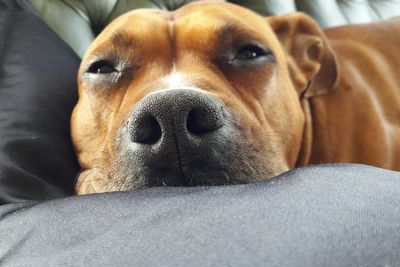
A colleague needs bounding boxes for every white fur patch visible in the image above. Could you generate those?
[147,72,207,97]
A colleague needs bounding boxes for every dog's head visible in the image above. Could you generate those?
[72,1,337,194]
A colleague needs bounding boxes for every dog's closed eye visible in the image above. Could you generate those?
[226,43,275,69]
[233,45,270,61]
[87,60,117,74]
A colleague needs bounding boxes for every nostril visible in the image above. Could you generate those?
[186,107,223,136]
[130,115,162,144]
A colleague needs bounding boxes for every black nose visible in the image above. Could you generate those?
[125,89,232,186]
[128,89,225,145]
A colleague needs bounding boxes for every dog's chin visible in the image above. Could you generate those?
[109,168,274,192]
[140,167,258,188]
[75,158,286,195]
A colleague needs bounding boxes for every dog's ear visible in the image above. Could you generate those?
[268,12,338,97]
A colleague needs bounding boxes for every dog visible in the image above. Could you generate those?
[71,1,400,194]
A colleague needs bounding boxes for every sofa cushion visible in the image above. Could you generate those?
[0,0,80,204]
[0,164,399,266]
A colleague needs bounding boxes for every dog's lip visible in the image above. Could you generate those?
[141,154,234,186]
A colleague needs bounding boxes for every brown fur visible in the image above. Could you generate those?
[72,1,400,194]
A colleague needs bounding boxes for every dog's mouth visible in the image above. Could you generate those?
[136,148,249,188]
[116,145,265,190]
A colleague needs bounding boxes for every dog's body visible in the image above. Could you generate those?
[299,18,400,168]
[72,1,400,194]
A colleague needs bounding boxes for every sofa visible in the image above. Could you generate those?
[0,0,399,266]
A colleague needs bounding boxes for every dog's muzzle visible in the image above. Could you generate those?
[123,89,233,186]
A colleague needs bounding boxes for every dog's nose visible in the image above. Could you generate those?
[128,89,225,146]
[125,89,231,186]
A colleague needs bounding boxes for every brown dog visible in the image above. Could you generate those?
[71,1,400,194]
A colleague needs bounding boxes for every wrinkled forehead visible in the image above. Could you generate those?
[174,1,271,33]
[84,1,276,58]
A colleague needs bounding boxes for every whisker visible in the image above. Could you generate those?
[79,177,105,183]
[222,171,230,182]
[73,168,84,185]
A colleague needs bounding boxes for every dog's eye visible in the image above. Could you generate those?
[234,45,268,61]
[87,60,117,74]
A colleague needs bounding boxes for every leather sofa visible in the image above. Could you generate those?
[1,1,400,266]
[28,0,400,57]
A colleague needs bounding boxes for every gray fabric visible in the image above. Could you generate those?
[1,164,399,266]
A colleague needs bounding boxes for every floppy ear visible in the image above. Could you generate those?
[267,12,338,98]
